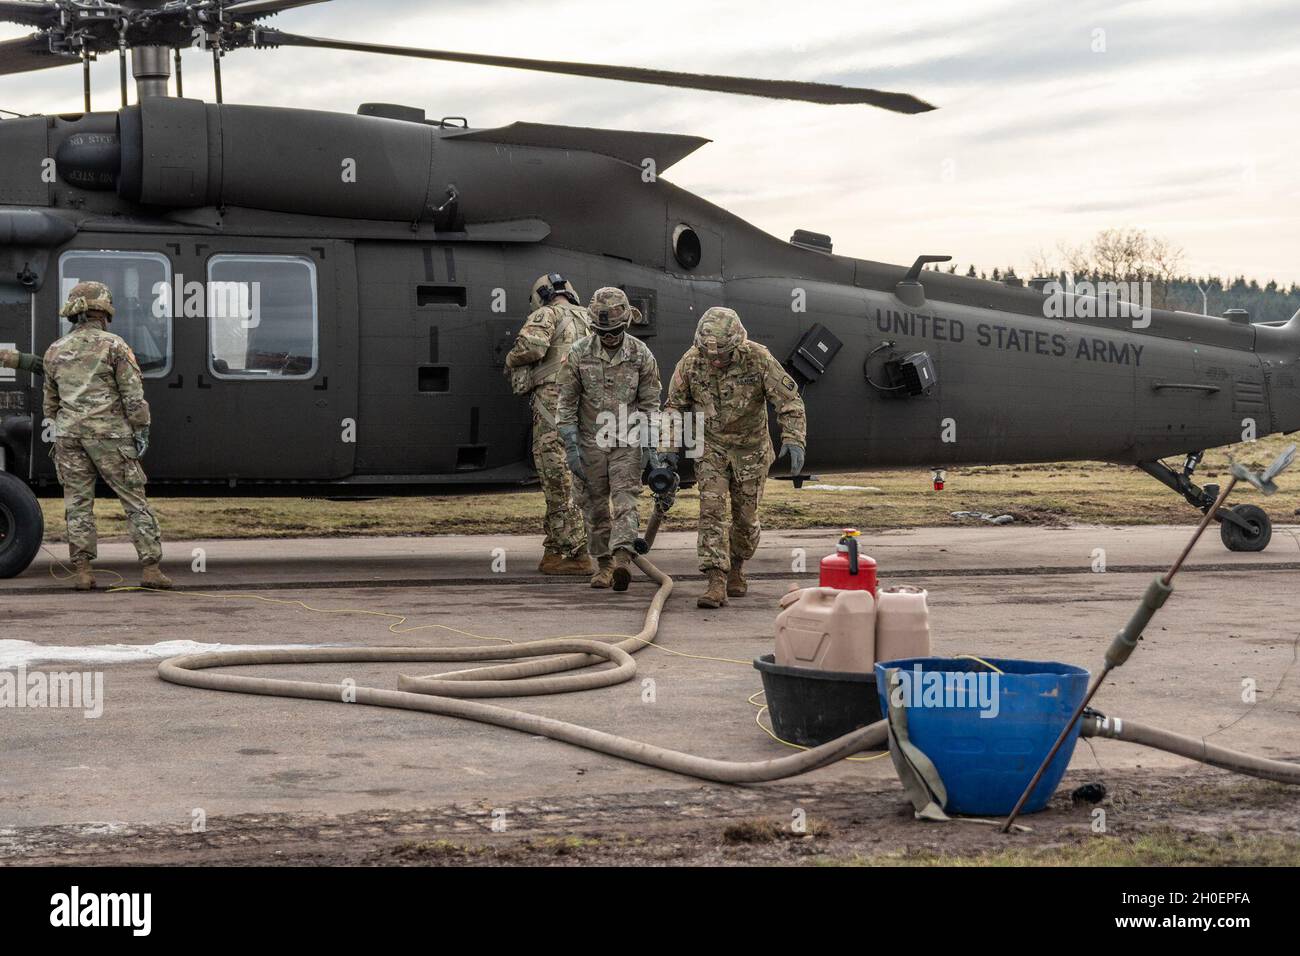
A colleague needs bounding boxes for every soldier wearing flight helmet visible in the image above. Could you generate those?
[505,272,594,574]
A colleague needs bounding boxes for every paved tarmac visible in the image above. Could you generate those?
[1,525,1297,833]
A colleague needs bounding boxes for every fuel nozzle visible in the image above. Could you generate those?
[644,452,679,496]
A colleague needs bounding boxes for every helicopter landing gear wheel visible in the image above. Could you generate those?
[1220,503,1271,552]
[0,471,44,579]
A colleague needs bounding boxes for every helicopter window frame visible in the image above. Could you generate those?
[205,254,320,382]
[56,249,174,380]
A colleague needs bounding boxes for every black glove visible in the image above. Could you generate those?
[559,424,584,479]
[779,443,804,477]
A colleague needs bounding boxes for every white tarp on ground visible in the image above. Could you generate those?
[0,640,334,669]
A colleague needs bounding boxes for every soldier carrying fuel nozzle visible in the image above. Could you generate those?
[557,287,662,592]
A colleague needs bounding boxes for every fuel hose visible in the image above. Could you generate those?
[158,555,1297,790]
[159,554,888,784]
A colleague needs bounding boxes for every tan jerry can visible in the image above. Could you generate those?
[774,587,876,673]
[874,585,931,662]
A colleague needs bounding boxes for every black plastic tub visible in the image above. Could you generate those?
[753,654,884,748]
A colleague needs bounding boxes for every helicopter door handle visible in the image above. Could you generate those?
[1152,382,1220,394]
[197,374,212,390]
[167,374,184,389]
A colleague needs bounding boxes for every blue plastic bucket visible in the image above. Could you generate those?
[873,657,1090,816]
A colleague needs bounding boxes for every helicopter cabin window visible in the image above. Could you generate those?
[57,251,173,378]
[207,255,319,380]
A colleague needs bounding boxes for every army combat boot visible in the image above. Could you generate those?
[727,558,748,598]
[698,569,729,609]
[611,549,633,592]
[590,557,614,589]
[541,552,594,575]
[71,558,95,592]
[141,561,173,590]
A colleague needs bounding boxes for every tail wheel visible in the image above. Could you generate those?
[1220,503,1272,552]
[0,471,44,578]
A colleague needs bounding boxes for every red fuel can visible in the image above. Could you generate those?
[819,530,878,596]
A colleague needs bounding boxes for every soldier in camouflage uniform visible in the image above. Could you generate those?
[43,281,172,591]
[557,288,661,591]
[0,350,44,376]
[504,273,594,575]
[661,307,806,608]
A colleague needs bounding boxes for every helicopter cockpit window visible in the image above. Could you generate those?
[58,251,173,378]
[207,255,319,380]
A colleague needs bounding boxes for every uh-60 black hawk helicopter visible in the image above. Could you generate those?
[0,0,1296,579]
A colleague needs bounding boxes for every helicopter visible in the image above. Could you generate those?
[0,0,1296,579]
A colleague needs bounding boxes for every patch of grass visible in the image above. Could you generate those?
[825,830,1300,867]
[38,435,1297,542]
[528,836,602,856]
[388,838,484,862]
[722,818,831,845]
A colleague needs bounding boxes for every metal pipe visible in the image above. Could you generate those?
[1000,478,1238,832]
[131,45,172,99]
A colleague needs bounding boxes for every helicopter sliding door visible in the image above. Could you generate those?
[186,240,357,481]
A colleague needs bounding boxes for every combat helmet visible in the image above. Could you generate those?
[59,280,115,322]
[588,287,641,333]
[694,306,746,362]
[530,272,580,310]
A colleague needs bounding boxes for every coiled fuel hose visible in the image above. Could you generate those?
[155,553,1298,790]
[158,554,888,784]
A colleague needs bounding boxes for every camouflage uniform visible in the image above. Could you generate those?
[43,282,163,567]
[662,308,806,574]
[557,291,660,563]
[504,279,592,560]
[0,350,44,375]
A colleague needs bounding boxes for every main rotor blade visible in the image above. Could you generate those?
[258,30,937,112]
[227,0,332,16]
[0,2,58,29]
[0,33,78,77]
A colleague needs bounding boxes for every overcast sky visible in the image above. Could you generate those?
[3,0,1298,282]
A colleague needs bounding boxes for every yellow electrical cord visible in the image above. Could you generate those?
[747,689,889,763]
[42,545,126,587]
[954,653,1005,674]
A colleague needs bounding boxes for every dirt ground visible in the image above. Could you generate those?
[6,769,1297,867]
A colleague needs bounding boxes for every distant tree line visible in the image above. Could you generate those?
[933,228,1300,324]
